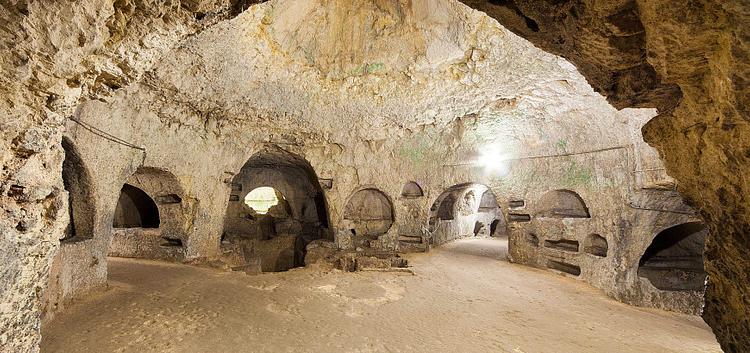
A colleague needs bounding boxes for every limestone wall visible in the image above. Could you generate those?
[460,1,750,349]
[2,0,739,351]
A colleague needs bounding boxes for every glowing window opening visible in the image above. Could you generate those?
[244,187,283,214]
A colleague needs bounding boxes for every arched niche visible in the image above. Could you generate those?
[109,167,191,260]
[427,183,506,245]
[222,146,330,272]
[401,181,424,198]
[60,137,95,241]
[113,184,160,228]
[343,188,394,237]
[535,189,590,218]
[638,222,707,291]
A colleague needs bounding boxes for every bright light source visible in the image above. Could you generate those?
[477,145,512,176]
[244,186,282,214]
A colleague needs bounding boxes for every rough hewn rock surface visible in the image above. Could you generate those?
[1,0,248,350]
[460,1,750,351]
[1,0,748,352]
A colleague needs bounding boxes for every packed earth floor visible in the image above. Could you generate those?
[41,238,720,353]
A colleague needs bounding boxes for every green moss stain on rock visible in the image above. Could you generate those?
[399,137,433,169]
[349,62,386,76]
[366,62,385,74]
[563,161,593,188]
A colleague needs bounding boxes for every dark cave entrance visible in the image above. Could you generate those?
[638,222,708,291]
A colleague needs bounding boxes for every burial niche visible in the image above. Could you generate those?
[113,184,160,228]
[343,188,394,237]
[401,181,424,198]
[60,137,95,241]
[638,222,708,291]
[109,167,191,260]
[535,189,590,218]
[223,147,330,272]
[427,183,505,245]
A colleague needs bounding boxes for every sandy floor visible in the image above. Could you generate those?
[42,238,721,353]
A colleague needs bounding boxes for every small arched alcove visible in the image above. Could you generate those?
[473,221,484,236]
[113,184,160,228]
[343,188,394,238]
[401,181,424,198]
[109,167,190,260]
[535,189,590,218]
[638,222,707,291]
[61,137,95,241]
[427,183,506,245]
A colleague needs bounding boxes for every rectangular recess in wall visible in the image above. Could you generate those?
[508,213,531,222]
[544,239,580,252]
[547,260,581,276]
[229,195,240,201]
[508,200,525,208]
[160,236,183,247]
[156,194,182,204]
[319,178,333,189]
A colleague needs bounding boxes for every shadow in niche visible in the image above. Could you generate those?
[435,193,456,221]
[113,184,160,228]
[583,234,608,257]
[547,260,581,276]
[490,219,500,236]
[401,181,424,198]
[60,137,95,241]
[544,239,579,252]
[535,189,590,218]
[638,222,708,291]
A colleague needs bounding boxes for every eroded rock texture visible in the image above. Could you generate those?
[0,0,250,350]
[1,0,748,352]
[459,0,750,350]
